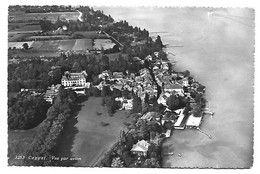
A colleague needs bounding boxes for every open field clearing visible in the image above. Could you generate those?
[73,31,108,39]
[9,24,41,32]
[8,41,34,49]
[8,125,41,165]
[9,11,79,22]
[8,38,115,54]
[72,39,93,50]
[39,40,61,50]
[25,35,71,41]
[8,33,33,42]
[9,49,60,58]
[93,39,116,50]
[55,97,133,166]
[58,40,76,50]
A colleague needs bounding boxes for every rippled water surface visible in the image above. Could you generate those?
[99,7,254,168]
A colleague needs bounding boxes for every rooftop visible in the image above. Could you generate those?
[131,140,150,153]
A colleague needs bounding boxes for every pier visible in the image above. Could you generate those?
[197,127,212,139]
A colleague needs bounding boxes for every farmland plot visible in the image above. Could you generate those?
[73,31,108,39]
[25,35,71,41]
[30,41,43,49]
[58,40,76,50]
[8,33,33,42]
[72,39,93,50]
[8,41,34,49]
[38,40,61,50]
[10,12,79,22]
[93,39,116,50]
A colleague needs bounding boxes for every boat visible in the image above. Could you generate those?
[163,152,174,156]
[96,111,102,115]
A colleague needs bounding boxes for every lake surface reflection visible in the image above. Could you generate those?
[99,7,254,168]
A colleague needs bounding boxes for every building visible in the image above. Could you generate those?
[140,112,161,122]
[61,71,87,87]
[115,97,133,110]
[164,83,184,95]
[44,84,61,104]
[165,129,172,138]
[173,108,186,130]
[157,92,171,106]
[186,114,203,128]
[131,140,150,156]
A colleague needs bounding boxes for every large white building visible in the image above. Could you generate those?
[61,71,87,87]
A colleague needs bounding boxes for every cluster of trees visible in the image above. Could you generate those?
[8,58,60,92]
[98,112,163,167]
[38,6,113,32]
[132,94,142,113]
[105,20,149,42]
[8,5,75,13]
[23,87,77,166]
[8,94,50,130]
[166,94,188,111]
[101,86,120,115]
[121,36,165,60]
[103,19,164,60]
[8,51,145,93]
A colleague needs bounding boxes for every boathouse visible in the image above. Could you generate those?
[186,114,203,128]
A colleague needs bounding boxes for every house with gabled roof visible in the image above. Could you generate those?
[131,140,150,156]
[157,92,171,106]
[164,82,184,95]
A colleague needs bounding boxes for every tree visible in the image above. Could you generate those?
[72,62,82,72]
[144,93,149,104]
[132,95,142,113]
[22,43,29,50]
[166,94,180,111]
[193,104,201,117]
[111,157,124,167]
[155,35,164,50]
[8,96,50,130]
[101,85,111,97]
[183,70,190,77]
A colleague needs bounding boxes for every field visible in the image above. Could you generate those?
[73,31,108,39]
[9,11,79,22]
[8,33,34,42]
[55,97,134,166]
[25,35,71,41]
[8,126,41,165]
[9,38,115,53]
[58,40,76,50]
[93,39,116,50]
[9,21,41,31]
[8,41,34,49]
[8,49,61,58]
[72,39,93,50]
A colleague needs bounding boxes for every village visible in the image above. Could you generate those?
[10,40,212,167]
[7,5,213,168]
[16,50,209,167]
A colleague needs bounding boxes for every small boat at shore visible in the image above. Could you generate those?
[96,111,102,115]
[163,152,174,156]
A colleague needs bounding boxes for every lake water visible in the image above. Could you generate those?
[99,7,255,168]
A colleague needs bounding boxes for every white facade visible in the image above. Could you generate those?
[61,71,87,87]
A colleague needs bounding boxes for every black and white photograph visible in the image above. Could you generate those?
[3,0,258,172]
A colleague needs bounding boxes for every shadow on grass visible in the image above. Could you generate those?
[51,95,88,167]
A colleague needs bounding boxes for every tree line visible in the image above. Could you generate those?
[8,93,51,130]
[22,87,77,166]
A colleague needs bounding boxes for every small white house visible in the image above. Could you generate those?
[131,140,150,156]
[173,108,186,130]
[186,114,202,128]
